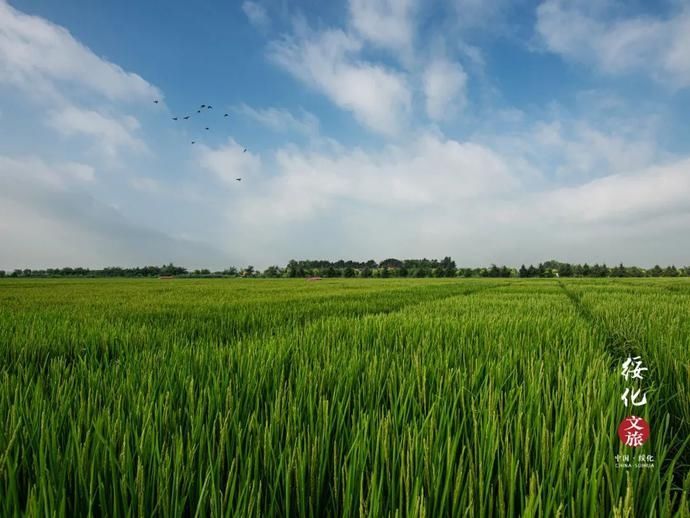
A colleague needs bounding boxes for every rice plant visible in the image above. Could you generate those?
[0,278,688,516]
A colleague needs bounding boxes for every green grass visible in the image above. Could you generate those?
[1,278,689,516]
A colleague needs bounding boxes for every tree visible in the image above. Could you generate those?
[433,256,456,277]
[558,263,573,277]
[242,265,255,277]
[649,265,663,277]
[519,264,528,278]
[343,266,355,278]
[611,263,626,277]
[663,265,679,277]
[263,265,282,278]
[161,262,186,276]
[360,266,372,278]
[380,258,403,269]
[414,267,429,278]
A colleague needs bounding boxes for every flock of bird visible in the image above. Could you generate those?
[154,99,245,181]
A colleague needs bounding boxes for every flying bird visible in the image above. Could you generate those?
[224,113,229,117]
[153,100,159,104]
[183,116,190,120]
[207,105,213,109]
[201,104,206,108]
[236,178,241,181]
[243,148,247,153]
[172,117,178,121]
[197,110,201,113]
[205,127,209,130]
[191,141,196,144]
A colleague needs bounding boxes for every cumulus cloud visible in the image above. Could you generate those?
[186,127,690,267]
[203,133,519,225]
[0,1,160,101]
[267,28,411,135]
[46,106,146,157]
[423,57,468,121]
[0,154,94,189]
[538,158,690,224]
[198,138,262,185]
[536,0,690,88]
[348,0,416,56]
[485,118,660,183]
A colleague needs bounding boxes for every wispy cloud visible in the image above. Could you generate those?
[0,1,160,101]
[235,104,319,136]
[348,0,417,58]
[536,0,690,89]
[267,27,411,135]
[423,57,468,121]
[46,106,147,158]
[242,1,270,31]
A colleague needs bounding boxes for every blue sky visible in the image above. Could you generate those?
[1,0,689,269]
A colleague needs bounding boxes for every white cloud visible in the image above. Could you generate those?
[538,158,690,224]
[236,104,319,135]
[58,162,96,182]
[348,0,416,55]
[0,154,94,189]
[46,106,146,157]
[183,125,690,267]
[423,57,468,121]
[218,133,519,224]
[0,1,160,101]
[0,153,231,269]
[268,28,411,135]
[536,1,690,88]
[242,1,270,31]
[129,176,162,194]
[475,109,661,184]
[198,138,262,185]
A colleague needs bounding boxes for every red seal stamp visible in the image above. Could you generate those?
[618,416,649,447]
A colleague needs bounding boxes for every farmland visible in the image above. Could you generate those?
[1,278,689,516]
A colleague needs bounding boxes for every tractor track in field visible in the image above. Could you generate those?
[244,281,509,345]
[1,282,507,375]
[557,280,641,361]
[558,280,690,508]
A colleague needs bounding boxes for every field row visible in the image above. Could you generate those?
[0,278,688,516]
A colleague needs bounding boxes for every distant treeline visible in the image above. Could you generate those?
[2,259,689,278]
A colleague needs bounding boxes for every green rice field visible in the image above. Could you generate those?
[1,278,689,516]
